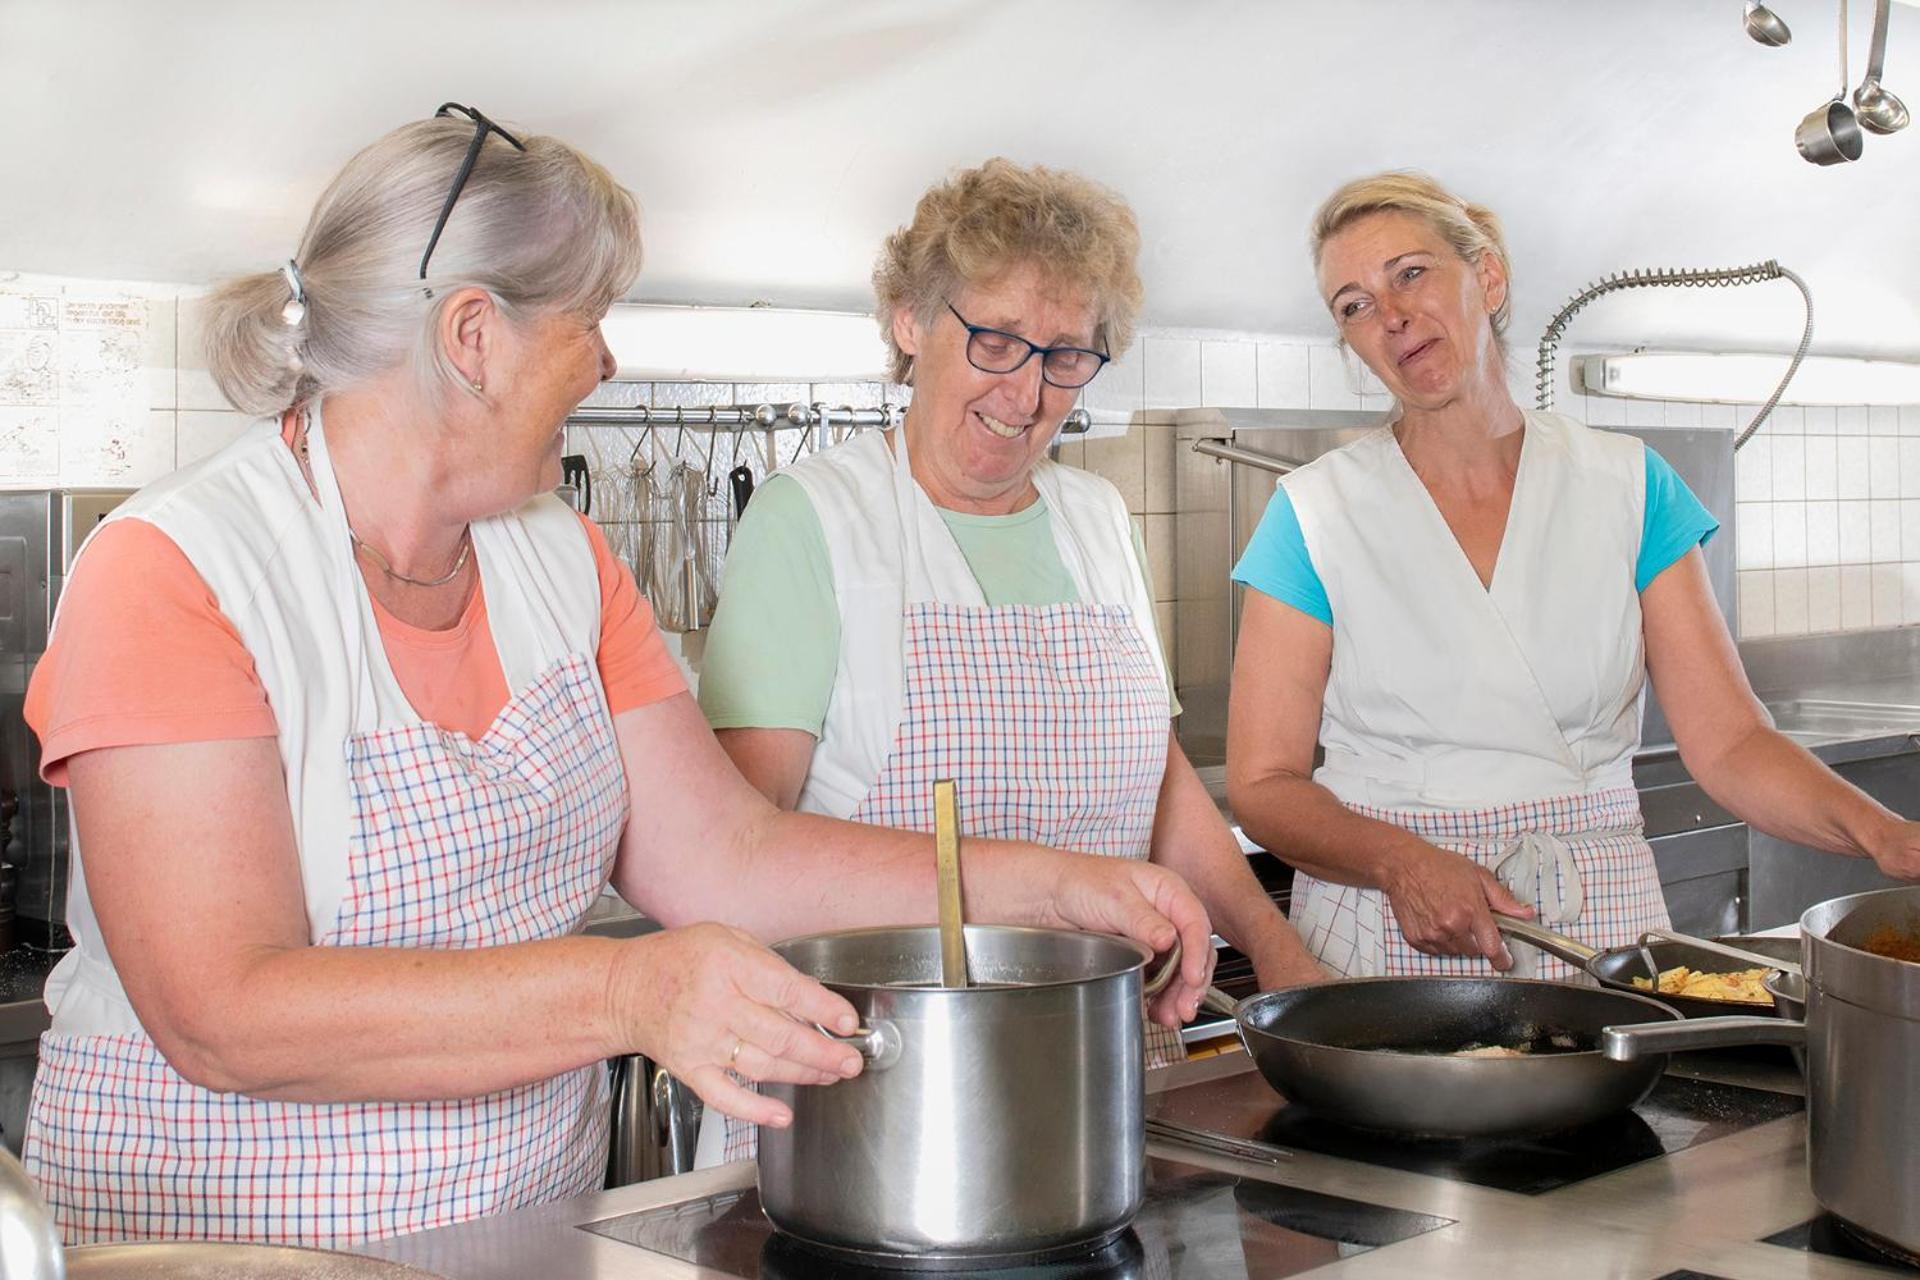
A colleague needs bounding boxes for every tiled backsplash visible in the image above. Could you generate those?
[5,272,1916,651]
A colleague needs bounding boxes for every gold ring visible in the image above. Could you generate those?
[729,1038,744,1067]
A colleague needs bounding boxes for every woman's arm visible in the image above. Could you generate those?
[609,692,1218,1023]
[1149,732,1324,987]
[1644,548,1920,876]
[67,738,860,1127]
[1225,590,1526,966]
[714,727,815,809]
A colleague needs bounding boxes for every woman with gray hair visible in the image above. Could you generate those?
[21,110,1214,1247]
[697,158,1323,1161]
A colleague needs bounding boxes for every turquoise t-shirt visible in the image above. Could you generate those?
[698,474,1176,736]
[1231,444,1719,624]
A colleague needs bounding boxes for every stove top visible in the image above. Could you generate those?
[580,1156,1453,1279]
[1148,1068,1802,1196]
[1763,1215,1920,1273]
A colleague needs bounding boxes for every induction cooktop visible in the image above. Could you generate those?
[581,1155,1453,1279]
[1147,1067,1803,1196]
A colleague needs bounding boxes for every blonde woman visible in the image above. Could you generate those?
[1226,170,1920,980]
[698,159,1322,1159]
[22,112,1214,1247]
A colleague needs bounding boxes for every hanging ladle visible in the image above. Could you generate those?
[1744,0,1793,46]
[1797,0,1866,163]
[1854,0,1911,134]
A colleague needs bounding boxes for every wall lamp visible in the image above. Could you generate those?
[1582,352,1920,407]
[598,304,891,383]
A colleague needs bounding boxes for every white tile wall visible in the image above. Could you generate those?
[10,265,1920,646]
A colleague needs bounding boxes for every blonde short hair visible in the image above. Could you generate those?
[203,112,642,416]
[873,158,1143,385]
[1309,170,1512,338]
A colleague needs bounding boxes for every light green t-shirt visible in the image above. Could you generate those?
[697,474,1176,736]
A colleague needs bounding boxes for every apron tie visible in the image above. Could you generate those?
[1492,831,1587,979]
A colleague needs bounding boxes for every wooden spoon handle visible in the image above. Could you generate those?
[933,779,969,988]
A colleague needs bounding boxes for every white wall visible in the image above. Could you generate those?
[6,272,1917,647]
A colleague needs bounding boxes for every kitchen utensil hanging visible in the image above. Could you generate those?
[1854,0,1911,132]
[1744,0,1794,45]
[1797,0,1866,162]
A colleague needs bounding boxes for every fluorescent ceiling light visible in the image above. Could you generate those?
[1583,353,1920,407]
[599,304,890,382]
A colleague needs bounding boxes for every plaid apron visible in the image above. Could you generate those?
[1291,787,1669,980]
[27,413,628,1248]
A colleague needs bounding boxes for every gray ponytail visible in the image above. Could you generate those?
[202,112,643,416]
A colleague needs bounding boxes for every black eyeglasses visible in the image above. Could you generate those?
[418,103,527,283]
[946,303,1110,389]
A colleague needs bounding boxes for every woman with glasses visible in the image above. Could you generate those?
[20,116,1217,1247]
[696,158,1322,1161]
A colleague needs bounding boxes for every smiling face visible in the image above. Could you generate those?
[892,260,1097,513]
[1316,210,1508,412]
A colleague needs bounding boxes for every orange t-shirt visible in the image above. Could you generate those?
[26,510,685,787]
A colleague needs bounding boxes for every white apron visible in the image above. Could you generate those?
[27,408,629,1246]
[708,427,1178,1164]
[1279,412,1670,978]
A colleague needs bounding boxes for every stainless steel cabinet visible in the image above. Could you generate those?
[1748,749,1919,928]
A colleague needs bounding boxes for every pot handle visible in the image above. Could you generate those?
[1600,1016,1806,1060]
[1201,986,1239,1017]
[819,1019,904,1072]
[1143,938,1184,999]
[1494,914,1602,964]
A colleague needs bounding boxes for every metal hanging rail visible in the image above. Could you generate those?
[568,402,1100,434]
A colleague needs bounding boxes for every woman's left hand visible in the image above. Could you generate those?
[1865,818,1920,880]
[1033,853,1216,1028]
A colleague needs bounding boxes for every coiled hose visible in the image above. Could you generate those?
[1534,262,1814,450]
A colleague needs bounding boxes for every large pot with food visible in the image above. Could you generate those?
[1603,885,1920,1261]
[759,924,1175,1266]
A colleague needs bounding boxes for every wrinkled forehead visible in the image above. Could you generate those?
[1315,209,1453,296]
[953,259,1101,339]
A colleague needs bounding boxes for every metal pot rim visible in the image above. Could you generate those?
[1245,975,1684,1061]
[772,923,1153,992]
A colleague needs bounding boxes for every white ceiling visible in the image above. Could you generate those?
[5,0,1919,360]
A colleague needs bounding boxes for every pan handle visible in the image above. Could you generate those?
[1143,939,1183,999]
[1494,914,1603,964]
[1600,1016,1806,1061]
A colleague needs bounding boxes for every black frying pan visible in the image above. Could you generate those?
[1496,917,1796,1018]
[1207,976,1681,1138]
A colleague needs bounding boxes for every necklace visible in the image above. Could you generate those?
[297,420,473,589]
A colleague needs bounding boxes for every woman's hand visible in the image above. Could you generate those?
[614,924,865,1129]
[1033,854,1217,1027]
[1379,842,1534,969]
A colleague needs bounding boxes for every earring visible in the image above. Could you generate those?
[471,380,484,394]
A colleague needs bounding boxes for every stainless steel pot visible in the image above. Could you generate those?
[759,924,1173,1265]
[1603,886,1920,1259]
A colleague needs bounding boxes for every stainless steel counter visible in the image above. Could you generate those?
[365,1050,1875,1280]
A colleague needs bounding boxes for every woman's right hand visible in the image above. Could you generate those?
[614,923,865,1129]
[1378,842,1534,969]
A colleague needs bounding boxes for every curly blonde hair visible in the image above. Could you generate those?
[873,158,1143,385]
[1309,170,1512,338]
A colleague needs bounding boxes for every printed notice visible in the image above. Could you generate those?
[0,289,157,486]
[0,408,58,482]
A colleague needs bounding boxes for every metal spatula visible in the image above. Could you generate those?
[933,779,970,988]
